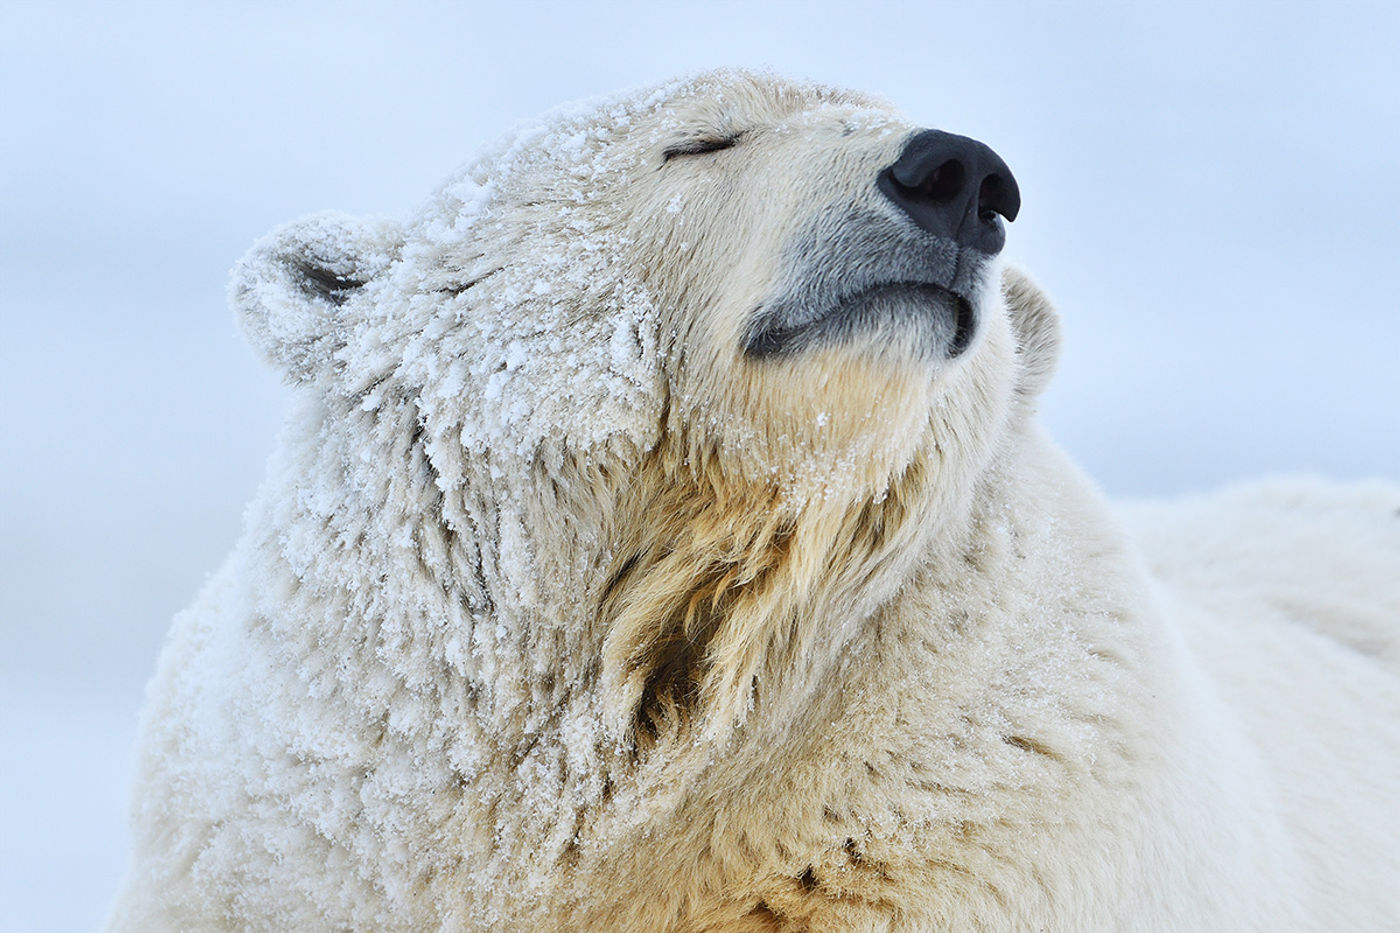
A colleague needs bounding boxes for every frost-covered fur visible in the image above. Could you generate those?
[110,71,1400,931]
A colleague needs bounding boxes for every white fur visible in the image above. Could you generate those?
[109,71,1400,931]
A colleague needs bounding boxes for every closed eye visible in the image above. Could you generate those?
[662,133,742,162]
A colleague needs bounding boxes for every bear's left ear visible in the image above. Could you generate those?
[1000,265,1061,399]
[230,211,401,384]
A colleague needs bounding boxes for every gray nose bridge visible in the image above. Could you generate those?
[875,129,1021,256]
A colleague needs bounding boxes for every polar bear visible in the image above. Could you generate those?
[109,70,1400,931]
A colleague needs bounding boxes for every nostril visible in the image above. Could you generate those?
[977,174,1018,223]
[920,160,965,203]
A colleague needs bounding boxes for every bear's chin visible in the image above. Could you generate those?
[743,281,978,363]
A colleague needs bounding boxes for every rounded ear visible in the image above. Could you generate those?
[230,211,401,383]
[1000,265,1061,399]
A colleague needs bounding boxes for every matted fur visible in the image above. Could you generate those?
[109,71,1400,931]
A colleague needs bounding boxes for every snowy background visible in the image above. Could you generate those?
[2,1,1396,928]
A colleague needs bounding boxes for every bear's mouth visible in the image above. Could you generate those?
[744,280,977,360]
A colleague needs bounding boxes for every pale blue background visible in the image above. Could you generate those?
[2,1,1396,928]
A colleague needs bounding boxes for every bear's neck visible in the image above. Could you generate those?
[595,421,992,754]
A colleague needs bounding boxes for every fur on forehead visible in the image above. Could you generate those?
[425,69,888,197]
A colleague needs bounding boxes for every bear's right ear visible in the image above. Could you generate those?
[1000,265,1061,400]
[231,211,401,384]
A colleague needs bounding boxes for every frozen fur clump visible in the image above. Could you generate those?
[110,70,1400,931]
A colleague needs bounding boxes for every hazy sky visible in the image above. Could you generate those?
[2,2,1397,928]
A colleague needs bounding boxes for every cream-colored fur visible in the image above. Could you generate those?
[109,71,1400,931]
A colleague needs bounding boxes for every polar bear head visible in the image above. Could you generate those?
[230,70,1059,751]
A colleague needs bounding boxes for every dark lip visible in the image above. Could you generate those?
[741,205,994,361]
[744,279,977,359]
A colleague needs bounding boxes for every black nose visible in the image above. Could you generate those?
[877,129,1021,256]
